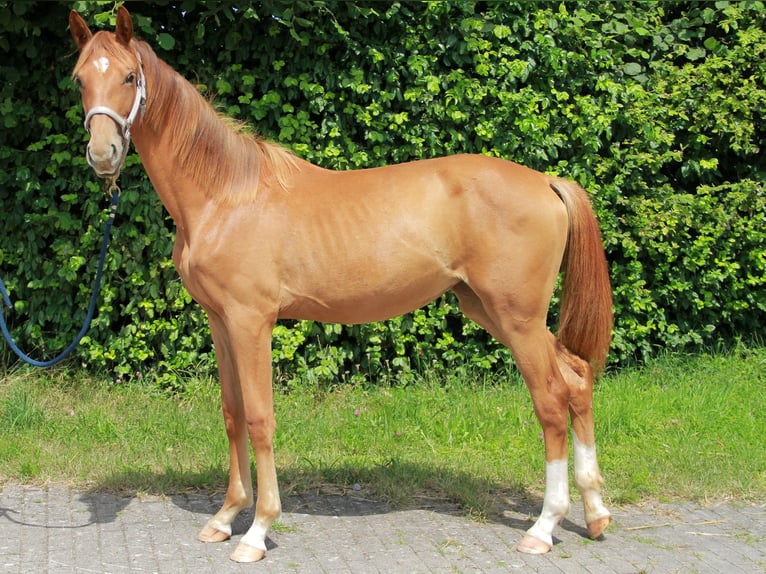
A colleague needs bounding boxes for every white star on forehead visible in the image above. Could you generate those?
[92,56,110,74]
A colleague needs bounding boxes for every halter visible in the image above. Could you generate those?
[83,53,147,170]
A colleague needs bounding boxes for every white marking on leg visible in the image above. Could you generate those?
[92,56,110,74]
[573,433,600,487]
[208,519,232,537]
[573,433,610,524]
[241,523,268,552]
[526,459,570,547]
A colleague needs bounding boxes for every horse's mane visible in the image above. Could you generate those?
[74,32,297,204]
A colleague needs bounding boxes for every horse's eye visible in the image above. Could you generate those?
[75,76,83,89]
[125,72,136,85]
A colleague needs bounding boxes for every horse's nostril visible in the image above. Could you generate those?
[111,144,118,158]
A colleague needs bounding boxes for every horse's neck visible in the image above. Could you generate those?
[129,46,298,234]
[129,54,215,234]
[130,131,209,237]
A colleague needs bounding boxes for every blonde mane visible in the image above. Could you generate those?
[75,32,297,204]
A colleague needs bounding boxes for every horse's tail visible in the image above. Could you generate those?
[549,177,613,375]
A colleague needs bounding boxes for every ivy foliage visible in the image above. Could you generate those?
[1,1,764,385]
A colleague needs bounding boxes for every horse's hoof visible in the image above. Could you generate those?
[517,534,552,554]
[587,515,612,539]
[230,541,266,563]
[198,524,231,543]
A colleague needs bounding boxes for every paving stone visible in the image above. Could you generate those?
[0,485,763,573]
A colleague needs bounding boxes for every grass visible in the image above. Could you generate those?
[1,346,764,518]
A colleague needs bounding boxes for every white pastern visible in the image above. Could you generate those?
[241,523,268,552]
[573,434,610,523]
[526,459,570,547]
[93,56,110,74]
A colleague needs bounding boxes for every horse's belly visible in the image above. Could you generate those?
[278,267,457,324]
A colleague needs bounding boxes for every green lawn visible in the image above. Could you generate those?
[1,346,764,517]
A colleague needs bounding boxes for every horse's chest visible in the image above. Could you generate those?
[172,239,213,306]
[171,234,277,313]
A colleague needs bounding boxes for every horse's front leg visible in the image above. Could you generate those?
[198,315,254,543]
[226,315,281,563]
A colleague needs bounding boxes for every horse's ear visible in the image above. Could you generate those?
[115,6,134,46]
[69,10,92,50]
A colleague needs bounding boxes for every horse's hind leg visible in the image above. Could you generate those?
[453,284,572,554]
[556,343,611,539]
[511,332,573,554]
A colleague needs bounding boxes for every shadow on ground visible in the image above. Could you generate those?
[79,460,594,547]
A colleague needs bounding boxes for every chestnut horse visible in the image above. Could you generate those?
[69,7,612,563]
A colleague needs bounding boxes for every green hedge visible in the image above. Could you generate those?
[1,1,764,385]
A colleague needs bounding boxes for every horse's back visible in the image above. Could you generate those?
[282,154,565,235]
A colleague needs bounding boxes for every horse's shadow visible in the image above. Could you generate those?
[76,461,593,549]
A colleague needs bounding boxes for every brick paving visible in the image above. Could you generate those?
[1,484,764,573]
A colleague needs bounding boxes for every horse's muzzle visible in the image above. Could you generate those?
[86,141,123,178]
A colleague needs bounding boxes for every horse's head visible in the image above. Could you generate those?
[69,7,145,179]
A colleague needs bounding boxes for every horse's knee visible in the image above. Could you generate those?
[222,411,244,440]
[246,413,276,447]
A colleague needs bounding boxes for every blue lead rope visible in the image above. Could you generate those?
[0,192,120,367]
